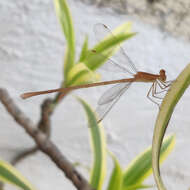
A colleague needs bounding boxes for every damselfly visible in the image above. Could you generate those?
[21,24,171,122]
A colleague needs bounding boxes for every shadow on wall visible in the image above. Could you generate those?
[80,0,190,41]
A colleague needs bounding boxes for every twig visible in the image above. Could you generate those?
[37,98,53,138]
[0,181,4,190]
[11,146,38,165]
[11,99,53,165]
[0,88,94,190]
[11,87,69,165]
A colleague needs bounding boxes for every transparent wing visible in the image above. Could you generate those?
[92,50,131,74]
[96,82,131,122]
[98,83,129,105]
[94,23,138,75]
[94,23,111,42]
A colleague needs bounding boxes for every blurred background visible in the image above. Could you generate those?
[0,0,190,189]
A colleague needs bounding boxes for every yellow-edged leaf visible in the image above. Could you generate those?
[54,0,75,81]
[107,152,123,190]
[79,35,89,62]
[0,159,36,190]
[77,98,106,190]
[152,64,190,190]
[122,135,175,189]
[67,62,100,86]
[84,22,136,71]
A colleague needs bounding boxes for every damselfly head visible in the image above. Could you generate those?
[159,69,166,82]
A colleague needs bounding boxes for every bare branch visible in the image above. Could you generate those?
[37,98,53,138]
[0,88,94,190]
[11,146,38,165]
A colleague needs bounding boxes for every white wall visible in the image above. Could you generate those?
[0,0,190,189]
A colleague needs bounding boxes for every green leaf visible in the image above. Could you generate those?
[77,98,106,190]
[152,64,190,190]
[79,35,89,62]
[84,22,136,71]
[107,152,123,190]
[67,62,101,86]
[122,184,153,190]
[0,159,36,190]
[122,135,175,190]
[54,0,75,81]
